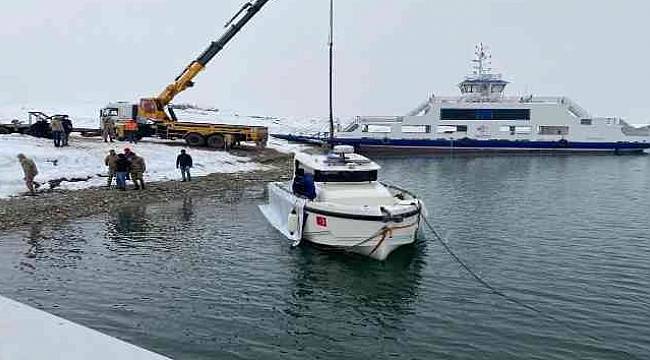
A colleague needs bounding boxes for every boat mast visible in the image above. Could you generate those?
[328,0,335,147]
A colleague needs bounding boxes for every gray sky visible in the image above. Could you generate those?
[1,0,650,122]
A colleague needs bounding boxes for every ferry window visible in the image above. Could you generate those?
[437,125,457,133]
[491,84,504,92]
[539,126,569,135]
[314,170,378,183]
[476,109,493,120]
[441,108,530,120]
[515,126,532,134]
[580,119,592,125]
[402,125,431,133]
[363,124,391,133]
[456,125,468,132]
[440,109,476,120]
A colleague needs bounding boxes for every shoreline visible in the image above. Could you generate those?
[0,149,291,232]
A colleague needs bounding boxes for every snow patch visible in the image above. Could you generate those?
[0,134,265,198]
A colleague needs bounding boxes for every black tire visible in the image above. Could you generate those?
[207,134,225,149]
[185,133,206,147]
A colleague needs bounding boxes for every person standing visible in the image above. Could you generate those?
[17,154,38,195]
[61,116,73,146]
[104,149,118,187]
[124,119,138,144]
[114,153,130,191]
[129,152,146,190]
[50,117,64,147]
[176,149,193,182]
[102,117,116,143]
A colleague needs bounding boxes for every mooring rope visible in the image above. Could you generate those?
[421,216,602,343]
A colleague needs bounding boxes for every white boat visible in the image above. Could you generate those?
[275,44,650,153]
[259,145,425,261]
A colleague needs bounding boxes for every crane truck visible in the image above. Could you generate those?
[100,0,270,149]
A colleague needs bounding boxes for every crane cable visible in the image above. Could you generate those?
[420,216,602,343]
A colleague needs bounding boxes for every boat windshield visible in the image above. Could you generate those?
[314,170,377,183]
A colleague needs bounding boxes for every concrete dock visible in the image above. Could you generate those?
[0,295,170,359]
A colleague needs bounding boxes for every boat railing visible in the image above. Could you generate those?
[427,95,584,106]
[380,181,419,200]
[353,116,403,123]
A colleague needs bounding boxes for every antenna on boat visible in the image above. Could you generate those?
[327,0,335,148]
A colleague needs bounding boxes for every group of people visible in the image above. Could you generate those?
[50,116,73,147]
[15,147,195,196]
[104,148,147,190]
[103,148,194,191]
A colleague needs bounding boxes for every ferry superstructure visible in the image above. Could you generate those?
[277,44,650,153]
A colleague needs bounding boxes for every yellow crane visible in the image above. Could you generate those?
[102,0,270,148]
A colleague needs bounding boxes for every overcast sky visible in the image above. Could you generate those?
[1,0,649,122]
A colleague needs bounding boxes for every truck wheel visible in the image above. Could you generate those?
[185,133,206,147]
[207,134,225,149]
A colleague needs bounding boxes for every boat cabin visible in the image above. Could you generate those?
[291,146,387,203]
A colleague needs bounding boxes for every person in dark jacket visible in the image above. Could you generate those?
[176,149,193,182]
[114,153,130,190]
[61,117,73,146]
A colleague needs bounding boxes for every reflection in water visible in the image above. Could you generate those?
[109,205,149,237]
[286,241,427,338]
[181,197,194,223]
[25,223,45,259]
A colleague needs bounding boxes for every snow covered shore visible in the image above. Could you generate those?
[0,134,265,198]
[0,103,325,198]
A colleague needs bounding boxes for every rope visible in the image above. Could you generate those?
[421,216,601,343]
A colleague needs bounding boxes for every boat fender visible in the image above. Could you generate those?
[288,209,299,236]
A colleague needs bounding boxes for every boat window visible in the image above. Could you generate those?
[441,108,530,120]
[580,119,592,125]
[539,126,569,135]
[402,125,431,133]
[314,170,378,182]
[362,124,391,133]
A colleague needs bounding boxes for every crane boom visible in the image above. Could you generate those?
[140,0,270,121]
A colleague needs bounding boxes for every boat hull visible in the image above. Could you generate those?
[302,207,421,261]
[259,182,423,261]
[273,134,650,154]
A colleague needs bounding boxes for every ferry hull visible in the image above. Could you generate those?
[273,134,650,154]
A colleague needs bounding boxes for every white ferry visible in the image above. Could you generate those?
[276,44,650,153]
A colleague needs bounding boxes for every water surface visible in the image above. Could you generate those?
[1,154,649,359]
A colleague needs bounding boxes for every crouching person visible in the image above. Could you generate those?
[17,153,38,195]
[129,152,146,190]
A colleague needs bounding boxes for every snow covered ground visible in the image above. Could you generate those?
[0,102,330,134]
[0,134,265,198]
[0,102,328,198]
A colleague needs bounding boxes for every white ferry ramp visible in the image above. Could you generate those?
[0,295,170,359]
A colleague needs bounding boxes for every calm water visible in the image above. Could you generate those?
[1,154,649,359]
